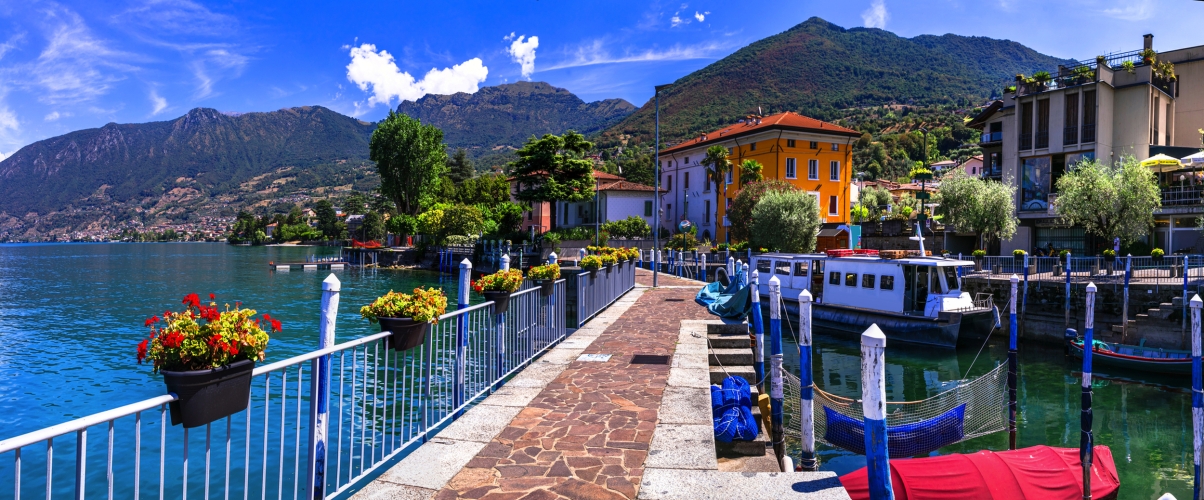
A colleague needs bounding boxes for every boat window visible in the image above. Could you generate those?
[757,259,772,274]
[943,267,959,291]
[829,271,840,285]
[862,274,875,288]
[775,260,790,275]
[794,261,809,277]
[845,273,857,287]
[881,275,894,290]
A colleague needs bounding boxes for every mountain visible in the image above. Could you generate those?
[599,17,1075,147]
[396,81,636,167]
[0,106,376,240]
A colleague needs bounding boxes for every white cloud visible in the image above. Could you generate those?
[670,15,685,27]
[149,88,168,115]
[44,111,61,121]
[114,0,238,38]
[191,48,248,99]
[503,32,516,41]
[543,39,731,71]
[0,151,11,162]
[29,7,137,105]
[345,43,488,107]
[694,11,708,22]
[507,35,539,79]
[1102,0,1153,20]
[861,0,889,29]
[0,106,18,132]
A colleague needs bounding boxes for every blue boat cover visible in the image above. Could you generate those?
[823,404,966,458]
[712,376,759,443]
[695,267,751,320]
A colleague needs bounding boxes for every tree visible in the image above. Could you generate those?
[859,185,893,216]
[728,180,795,243]
[370,111,449,216]
[750,190,821,253]
[601,215,651,239]
[738,159,764,186]
[448,148,475,183]
[1055,156,1161,247]
[701,145,732,239]
[509,131,596,229]
[343,191,369,215]
[933,171,1017,249]
[361,211,386,241]
[314,200,345,240]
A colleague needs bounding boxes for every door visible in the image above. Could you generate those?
[903,265,930,314]
[811,260,825,303]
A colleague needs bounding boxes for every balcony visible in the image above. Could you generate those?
[1020,133,1033,150]
[1035,130,1049,149]
[1082,123,1096,143]
[1162,187,1203,207]
[1063,126,1078,145]
[980,131,1002,144]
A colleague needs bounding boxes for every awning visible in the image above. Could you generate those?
[818,228,848,237]
[1141,153,1183,172]
[1183,151,1204,166]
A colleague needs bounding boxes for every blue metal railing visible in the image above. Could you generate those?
[575,263,637,326]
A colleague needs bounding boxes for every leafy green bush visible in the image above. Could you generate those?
[664,233,698,251]
[1102,249,1116,258]
[1013,249,1027,257]
[731,241,749,252]
[445,235,478,246]
[387,214,417,235]
[972,249,987,258]
[601,216,651,239]
[1151,248,1165,258]
[749,190,821,253]
[580,255,603,271]
[728,180,795,243]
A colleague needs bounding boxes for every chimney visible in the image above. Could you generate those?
[1143,34,1153,51]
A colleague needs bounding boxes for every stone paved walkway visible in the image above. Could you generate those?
[434,271,713,500]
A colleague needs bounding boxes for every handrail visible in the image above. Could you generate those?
[0,395,177,452]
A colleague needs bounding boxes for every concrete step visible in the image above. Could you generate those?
[711,366,756,386]
[707,320,748,335]
[707,334,750,349]
[709,348,754,366]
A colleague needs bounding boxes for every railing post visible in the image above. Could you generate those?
[1191,294,1202,500]
[701,253,707,282]
[727,256,735,282]
[768,276,785,471]
[1185,256,1191,336]
[455,259,471,411]
[798,289,816,471]
[494,255,510,391]
[306,274,340,500]
[741,262,749,288]
[750,269,765,393]
[861,324,893,500]
[1065,253,1072,330]
[1009,274,1018,450]
[1082,282,1098,500]
[677,251,684,278]
[1122,255,1131,342]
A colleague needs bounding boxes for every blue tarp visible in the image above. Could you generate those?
[695,267,752,320]
[823,404,967,458]
[712,376,759,442]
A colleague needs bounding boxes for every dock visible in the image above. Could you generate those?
[268,261,347,271]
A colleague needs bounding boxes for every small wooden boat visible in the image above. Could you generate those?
[1068,339,1191,375]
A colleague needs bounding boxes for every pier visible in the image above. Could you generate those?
[268,260,347,271]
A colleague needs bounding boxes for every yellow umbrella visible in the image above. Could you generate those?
[1141,153,1183,172]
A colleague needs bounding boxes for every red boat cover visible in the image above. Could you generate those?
[839,445,1119,500]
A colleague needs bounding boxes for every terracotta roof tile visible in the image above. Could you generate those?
[659,111,860,155]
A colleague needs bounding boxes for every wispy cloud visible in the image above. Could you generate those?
[149,87,168,115]
[345,43,488,110]
[26,7,138,105]
[506,35,539,79]
[190,49,248,99]
[694,11,708,23]
[44,111,64,121]
[1101,0,1154,20]
[542,39,731,71]
[862,0,889,29]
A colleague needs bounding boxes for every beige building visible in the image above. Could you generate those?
[967,34,1204,255]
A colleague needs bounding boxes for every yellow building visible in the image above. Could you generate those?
[657,111,859,242]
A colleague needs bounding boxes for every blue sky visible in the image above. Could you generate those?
[0,0,1200,158]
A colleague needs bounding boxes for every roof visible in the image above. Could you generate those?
[817,228,848,237]
[597,179,667,193]
[965,100,1004,129]
[659,111,861,155]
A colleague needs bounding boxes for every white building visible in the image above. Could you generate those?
[554,171,663,233]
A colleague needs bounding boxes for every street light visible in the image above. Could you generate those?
[654,83,674,288]
[594,176,600,246]
[919,127,929,223]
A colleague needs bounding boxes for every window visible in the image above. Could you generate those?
[527,210,532,221]
[749,142,757,151]
[1020,102,1033,150]
[667,175,672,190]
[828,196,838,215]
[564,204,569,220]
[809,141,818,149]
[831,143,840,152]
[684,157,690,165]
[830,160,840,181]
[728,147,734,155]
[1082,90,1097,142]
[880,275,895,290]
[1036,99,1050,149]
[794,261,809,277]
[943,267,959,291]
[775,261,790,275]
[684,172,690,189]
[644,201,653,216]
[665,204,671,220]
[829,271,840,286]
[862,274,876,288]
[758,260,772,274]
[785,158,797,179]
[787,139,796,148]
[726,170,733,185]
[1064,94,1079,145]
[845,273,857,287]
[808,159,819,180]
[704,200,711,223]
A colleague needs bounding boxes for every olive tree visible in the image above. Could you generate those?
[728,180,794,243]
[934,170,1018,249]
[1054,156,1161,245]
[750,190,821,253]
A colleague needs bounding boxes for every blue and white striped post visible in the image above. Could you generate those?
[1009,274,1019,450]
[1191,294,1202,500]
[798,289,817,471]
[1122,255,1132,342]
[455,259,471,412]
[1082,282,1097,500]
[1022,254,1029,320]
[861,324,894,500]
[742,262,750,288]
[1065,253,1072,329]
[677,251,684,278]
[578,248,587,267]
[306,274,340,500]
[768,276,785,470]
[494,254,510,391]
[1184,257,1191,334]
[750,269,765,393]
[701,253,708,282]
[547,253,557,343]
[727,256,735,283]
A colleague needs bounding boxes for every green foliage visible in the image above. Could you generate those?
[1103,249,1116,258]
[274,223,322,242]
[859,186,893,216]
[361,211,386,241]
[601,216,651,239]
[440,205,486,242]
[934,170,1018,248]
[749,190,821,253]
[545,226,596,241]
[370,111,449,216]
[1014,249,1027,257]
[387,214,417,236]
[447,148,475,183]
[343,191,370,214]
[972,249,987,258]
[728,180,795,242]
[665,233,698,251]
[509,131,597,209]
[1150,248,1164,258]
[1031,71,1052,83]
[454,174,512,206]
[603,147,655,186]
[315,200,345,240]
[702,145,733,200]
[850,204,870,224]
[478,202,525,236]
[1054,156,1161,245]
[738,159,764,185]
[445,235,478,246]
[580,255,604,271]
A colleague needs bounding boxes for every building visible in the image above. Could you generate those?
[966,34,1204,255]
[657,111,861,242]
[554,171,663,232]
[957,155,985,177]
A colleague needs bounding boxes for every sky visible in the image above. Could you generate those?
[0,0,1200,159]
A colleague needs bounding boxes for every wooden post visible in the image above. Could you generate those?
[798,289,817,471]
[861,324,894,500]
[750,269,765,394]
[1122,255,1131,342]
[1082,282,1098,500]
[1009,274,1019,450]
[455,259,471,412]
[768,276,785,471]
[306,274,340,500]
[1191,294,1202,500]
[1065,253,1072,330]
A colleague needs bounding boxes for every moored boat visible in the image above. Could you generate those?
[1068,338,1192,375]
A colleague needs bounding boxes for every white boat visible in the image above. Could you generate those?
[750,249,997,348]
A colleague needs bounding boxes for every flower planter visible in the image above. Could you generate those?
[1013,255,1025,264]
[1104,255,1116,263]
[483,291,512,314]
[1152,255,1164,264]
[588,269,599,278]
[533,279,556,297]
[162,359,255,428]
[377,317,430,352]
[605,264,613,274]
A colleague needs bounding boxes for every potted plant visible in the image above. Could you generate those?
[1151,247,1165,263]
[1058,249,1071,264]
[137,293,276,428]
[1103,249,1116,263]
[1013,249,1026,263]
[361,288,447,352]
[971,249,986,272]
[529,263,560,296]
[472,269,524,314]
[600,254,617,273]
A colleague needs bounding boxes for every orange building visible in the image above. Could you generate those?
[657,112,860,242]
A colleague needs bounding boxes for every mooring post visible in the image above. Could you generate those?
[1191,294,1202,500]
[1082,282,1097,500]
[1184,256,1191,335]
[455,259,471,412]
[728,256,735,281]
[798,289,817,471]
[861,324,894,499]
[750,269,765,393]
[494,254,510,392]
[1065,253,1072,330]
[701,253,708,282]
[1022,253,1029,324]
[742,262,750,288]
[577,248,586,268]
[677,251,684,278]
[768,276,785,471]
[306,274,340,500]
[657,249,663,273]
[1009,274,1019,450]
[1122,255,1132,342]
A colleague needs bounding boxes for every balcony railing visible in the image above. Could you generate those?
[1020,133,1033,150]
[1082,123,1096,143]
[980,131,1002,144]
[1035,130,1049,149]
[1064,126,1078,145]
[1162,187,1203,206]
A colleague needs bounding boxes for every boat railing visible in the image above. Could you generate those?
[947,293,994,313]
[966,254,1199,287]
[0,268,630,500]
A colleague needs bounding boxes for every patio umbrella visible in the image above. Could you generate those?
[1141,153,1183,172]
[1182,151,1204,166]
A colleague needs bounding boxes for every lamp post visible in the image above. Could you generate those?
[594,176,600,246]
[654,83,674,287]
[919,127,929,224]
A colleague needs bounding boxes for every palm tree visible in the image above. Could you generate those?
[739,159,764,185]
[701,145,732,243]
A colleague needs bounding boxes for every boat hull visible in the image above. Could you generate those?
[773,299,994,348]
[1068,341,1192,375]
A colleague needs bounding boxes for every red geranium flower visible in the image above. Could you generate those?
[136,339,148,363]
[209,293,215,300]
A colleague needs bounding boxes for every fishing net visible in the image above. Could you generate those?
[782,362,1008,458]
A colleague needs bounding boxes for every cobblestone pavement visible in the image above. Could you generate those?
[435,282,713,500]
[634,268,705,287]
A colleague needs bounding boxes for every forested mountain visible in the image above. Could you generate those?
[598,17,1074,148]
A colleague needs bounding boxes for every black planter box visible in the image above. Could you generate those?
[378,317,431,351]
[162,359,255,428]
[1104,255,1116,263]
[483,290,512,314]
[533,279,556,297]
